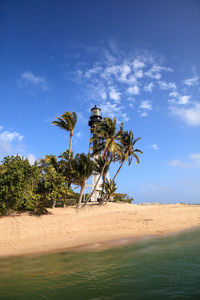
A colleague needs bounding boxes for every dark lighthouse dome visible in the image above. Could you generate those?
[88,105,102,127]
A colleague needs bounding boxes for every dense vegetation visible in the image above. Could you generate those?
[0,111,142,216]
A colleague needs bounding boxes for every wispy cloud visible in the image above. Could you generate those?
[170,102,200,126]
[151,144,159,150]
[0,129,24,156]
[168,153,200,168]
[139,100,152,110]
[68,41,198,124]
[0,131,24,142]
[144,82,154,92]
[142,184,159,190]
[20,71,48,91]
[145,65,173,80]
[158,81,176,90]
[109,87,121,102]
[0,127,37,165]
[76,131,82,138]
[177,95,190,105]
[184,76,199,86]
[127,85,140,95]
[132,59,145,69]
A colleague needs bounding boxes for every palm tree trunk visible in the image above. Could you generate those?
[69,133,73,156]
[111,159,125,185]
[52,198,56,208]
[77,182,85,208]
[84,148,109,206]
[100,174,106,204]
[84,160,107,206]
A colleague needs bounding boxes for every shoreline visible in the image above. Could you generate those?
[0,203,200,258]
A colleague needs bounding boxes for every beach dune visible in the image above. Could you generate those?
[0,203,200,257]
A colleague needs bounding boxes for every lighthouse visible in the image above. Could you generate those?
[88,105,103,202]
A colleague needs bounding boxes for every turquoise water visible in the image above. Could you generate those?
[0,229,200,300]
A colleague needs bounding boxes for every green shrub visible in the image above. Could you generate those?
[0,155,42,215]
[113,193,133,203]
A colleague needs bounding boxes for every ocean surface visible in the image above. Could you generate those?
[0,229,200,300]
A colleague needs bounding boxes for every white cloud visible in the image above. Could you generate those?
[20,71,48,90]
[139,100,152,110]
[142,184,159,190]
[168,153,200,168]
[101,101,129,121]
[76,131,82,138]
[144,82,154,92]
[27,154,36,165]
[109,88,121,102]
[170,102,200,126]
[177,95,190,105]
[189,153,200,164]
[0,126,3,131]
[169,91,179,98]
[128,98,135,109]
[140,111,148,117]
[100,90,107,100]
[168,159,190,168]
[158,81,176,90]
[0,131,24,142]
[127,85,140,95]
[151,144,159,150]
[101,101,123,119]
[132,59,145,69]
[0,130,24,156]
[119,64,131,82]
[121,113,130,122]
[184,76,199,86]
[101,65,119,80]
[145,64,172,80]
[134,69,143,78]
[85,66,102,79]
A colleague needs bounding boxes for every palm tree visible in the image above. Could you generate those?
[90,117,123,159]
[101,179,117,204]
[39,155,59,174]
[39,155,65,208]
[72,153,94,208]
[52,112,77,156]
[111,130,142,184]
[85,117,123,205]
[59,150,74,188]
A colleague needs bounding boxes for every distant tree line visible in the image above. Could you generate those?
[0,111,142,216]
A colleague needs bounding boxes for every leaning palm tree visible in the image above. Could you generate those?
[85,117,123,205]
[52,112,77,156]
[72,153,94,208]
[111,130,142,184]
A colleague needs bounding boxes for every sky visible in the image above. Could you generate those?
[1,0,200,203]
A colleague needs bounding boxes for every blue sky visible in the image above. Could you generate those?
[1,0,200,203]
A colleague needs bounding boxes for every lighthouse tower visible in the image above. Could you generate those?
[88,105,102,202]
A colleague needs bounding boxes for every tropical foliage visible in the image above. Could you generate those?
[0,110,142,215]
[52,111,77,155]
[113,193,134,203]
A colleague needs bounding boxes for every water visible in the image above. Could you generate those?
[0,229,200,300]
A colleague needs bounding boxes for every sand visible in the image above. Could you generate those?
[0,203,200,257]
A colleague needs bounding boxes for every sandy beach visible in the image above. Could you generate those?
[0,203,200,257]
